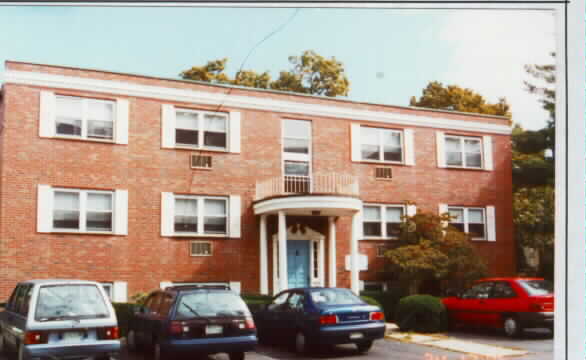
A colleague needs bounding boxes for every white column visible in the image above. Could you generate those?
[259,215,269,295]
[278,211,288,292]
[350,213,360,295]
[328,217,337,288]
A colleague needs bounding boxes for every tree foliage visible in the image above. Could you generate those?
[180,50,349,97]
[524,52,556,126]
[409,81,511,118]
[384,211,487,294]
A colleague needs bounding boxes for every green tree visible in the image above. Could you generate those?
[409,81,511,118]
[384,211,487,295]
[180,50,349,97]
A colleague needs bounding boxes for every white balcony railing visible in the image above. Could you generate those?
[255,173,359,201]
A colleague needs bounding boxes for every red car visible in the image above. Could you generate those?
[442,278,553,337]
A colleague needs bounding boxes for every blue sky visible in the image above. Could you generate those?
[0,6,555,129]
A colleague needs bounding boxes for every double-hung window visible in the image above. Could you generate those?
[283,119,312,193]
[37,185,128,235]
[175,109,228,150]
[448,207,486,239]
[363,204,405,239]
[445,135,483,168]
[39,92,129,144]
[360,127,403,163]
[173,195,227,236]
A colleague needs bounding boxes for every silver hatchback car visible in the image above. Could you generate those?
[0,279,121,360]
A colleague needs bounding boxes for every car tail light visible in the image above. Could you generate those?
[529,303,544,312]
[169,321,183,335]
[97,326,119,340]
[369,311,385,321]
[24,331,48,345]
[319,314,338,325]
[245,317,256,329]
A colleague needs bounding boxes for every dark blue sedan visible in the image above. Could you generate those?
[253,287,386,354]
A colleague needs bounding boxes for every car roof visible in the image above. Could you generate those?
[18,279,102,286]
[476,277,546,282]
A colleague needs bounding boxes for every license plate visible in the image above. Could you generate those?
[350,332,364,340]
[205,325,223,335]
[63,331,83,341]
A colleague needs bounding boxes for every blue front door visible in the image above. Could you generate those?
[287,240,310,288]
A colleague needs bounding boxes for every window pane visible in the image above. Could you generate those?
[468,209,484,224]
[175,199,198,232]
[386,222,401,237]
[176,129,199,146]
[468,223,485,238]
[446,151,463,166]
[176,112,199,130]
[466,153,482,168]
[284,138,309,154]
[284,120,311,139]
[363,206,381,221]
[53,210,80,229]
[88,100,114,139]
[445,137,461,152]
[205,199,226,216]
[204,217,226,234]
[465,139,481,153]
[175,216,197,232]
[361,144,379,160]
[386,207,403,222]
[361,127,379,145]
[284,161,309,176]
[205,115,227,132]
[87,193,112,211]
[56,98,82,136]
[450,223,465,233]
[87,212,112,231]
[383,145,402,162]
[55,192,79,210]
[204,132,226,148]
[383,131,401,147]
[363,222,382,237]
[88,120,113,139]
[448,209,464,223]
[176,199,197,215]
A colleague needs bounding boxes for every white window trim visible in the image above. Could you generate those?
[444,135,484,170]
[362,204,405,240]
[190,241,213,257]
[359,126,405,165]
[174,108,230,152]
[173,195,229,237]
[447,206,487,241]
[52,188,115,234]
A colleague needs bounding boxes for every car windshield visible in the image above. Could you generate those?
[175,291,250,319]
[35,284,109,321]
[518,280,553,296]
[310,288,364,306]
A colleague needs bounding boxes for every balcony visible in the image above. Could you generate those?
[255,173,360,201]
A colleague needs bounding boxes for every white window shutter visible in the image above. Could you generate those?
[114,190,128,235]
[355,207,364,240]
[359,280,365,292]
[438,203,449,228]
[350,123,361,162]
[39,91,55,138]
[483,135,494,171]
[161,104,176,149]
[37,184,53,233]
[160,281,173,290]
[359,254,368,271]
[112,281,127,303]
[229,111,241,153]
[115,99,129,145]
[229,281,241,294]
[436,131,446,168]
[406,204,417,217]
[404,129,415,165]
[229,195,241,238]
[161,192,175,236]
[486,206,496,241]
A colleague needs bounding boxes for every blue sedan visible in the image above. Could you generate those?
[252,287,386,354]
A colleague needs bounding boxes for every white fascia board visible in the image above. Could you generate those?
[4,70,511,135]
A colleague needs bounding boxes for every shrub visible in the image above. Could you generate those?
[130,292,149,305]
[112,302,139,337]
[360,295,382,308]
[395,295,447,333]
[361,288,407,321]
[241,293,273,314]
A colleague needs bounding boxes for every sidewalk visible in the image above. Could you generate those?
[385,323,529,358]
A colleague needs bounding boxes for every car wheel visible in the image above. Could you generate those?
[228,351,245,360]
[294,331,309,354]
[356,340,373,353]
[503,316,523,338]
[126,330,138,352]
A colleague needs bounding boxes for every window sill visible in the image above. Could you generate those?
[169,233,228,239]
[173,145,229,153]
[357,160,406,166]
[444,166,487,171]
[48,230,117,236]
[51,135,116,144]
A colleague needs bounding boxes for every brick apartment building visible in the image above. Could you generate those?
[0,61,514,301]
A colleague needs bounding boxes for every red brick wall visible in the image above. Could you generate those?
[0,62,514,299]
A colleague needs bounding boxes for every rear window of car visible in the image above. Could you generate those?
[174,291,250,319]
[35,284,110,322]
[518,280,553,296]
[310,288,364,306]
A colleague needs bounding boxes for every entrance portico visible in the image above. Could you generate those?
[254,195,363,295]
